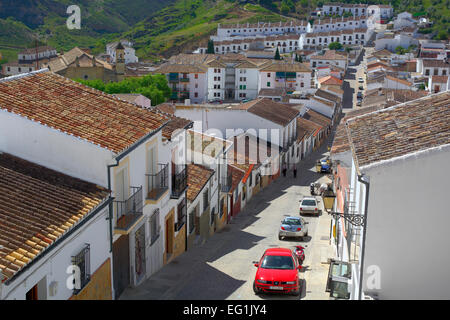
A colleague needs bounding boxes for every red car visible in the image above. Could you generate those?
[253,248,302,296]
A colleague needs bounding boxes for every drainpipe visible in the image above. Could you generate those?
[357,173,370,300]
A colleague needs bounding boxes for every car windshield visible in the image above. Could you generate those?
[260,255,294,270]
[302,200,316,206]
[283,218,302,225]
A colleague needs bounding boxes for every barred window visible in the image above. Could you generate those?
[71,244,90,295]
[203,188,209,212]
[219,198,225,217]
[150,209,160,245]
[176,199,186,231]
[210,206,215,225]
[189,209,195,234]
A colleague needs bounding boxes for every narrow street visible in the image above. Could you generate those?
[120,137,336,300]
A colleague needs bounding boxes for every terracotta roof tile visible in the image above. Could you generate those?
[347,91,450,168]
[186,164,214,201]
[232,98,299,126]
[0,153,109,282]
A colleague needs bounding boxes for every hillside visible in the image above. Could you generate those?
[0,0,449,65]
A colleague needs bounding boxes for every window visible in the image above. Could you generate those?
[71,244,90,294]
[188,209,195,233]
[195,74,198,79]
[194,92,198,98]
[203,189,209,212]
[425,69,430,76]
[210,206,215,226]
[176,199,186,231]
[195,83,198,88]
[443,70,447,76]
[149,209,160,245]
[267,82,271,87]
[434,69,438,76]
[267,73,271,77]
[249,171,253,187]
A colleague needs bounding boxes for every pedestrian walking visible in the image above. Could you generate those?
[282,162,287,177]
[293,165,297,178]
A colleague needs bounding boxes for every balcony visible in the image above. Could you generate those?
[180,77,190,82]
[146,163,169,201]
[114,186,143,234]
[171,164,188,198]
[221,173,232,192]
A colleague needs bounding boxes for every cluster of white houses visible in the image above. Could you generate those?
[153,54,315,104]
[0,60,342,299]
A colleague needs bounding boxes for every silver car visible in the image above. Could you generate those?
[299,197,320,216]
[278,216,308,240]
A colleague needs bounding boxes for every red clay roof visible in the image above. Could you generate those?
[0,71,170,154]
[186,164,214,202]
[347,91,450,168]
[0,153,110,282]
[233,98,299,126]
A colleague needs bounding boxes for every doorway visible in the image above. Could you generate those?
[113,234,130,299]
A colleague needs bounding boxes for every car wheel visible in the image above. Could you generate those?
[253,281,260,295]
[278,234,282,240]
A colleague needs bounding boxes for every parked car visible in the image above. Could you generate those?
[253,247,302,296]
[320,159,331,173]
[358,85,364,90]
[300,197,320,216]
[357,92,363,100]
[358,77,364,83]
[278,216,309,240]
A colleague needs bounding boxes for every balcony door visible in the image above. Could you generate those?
[115,168,129,202]
[148,147,157,175]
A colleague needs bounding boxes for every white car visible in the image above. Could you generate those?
[299,197,320,216]
[358,77,364,83]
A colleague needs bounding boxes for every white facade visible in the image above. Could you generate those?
[18,47,57,63]
[344,145,450,300]
[235,67,259,100]
[258,70,312,94]
[106,40,138,64]
[375,34,418,52]
[0,94,188,298]
[0,203,111,300]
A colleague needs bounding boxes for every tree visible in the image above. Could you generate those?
[395,46,407,55]
[274,47,281,60]
[206,39,215,54]
[328,42,343,50]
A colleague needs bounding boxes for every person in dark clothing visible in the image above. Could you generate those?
[282,163,287,177]
[293,165,297,178]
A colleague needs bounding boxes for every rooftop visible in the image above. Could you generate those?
[232,98,299,126]
[347,91,450,169]
[0,153,110,282]
[0,70,169,154]
[186,164,214,202]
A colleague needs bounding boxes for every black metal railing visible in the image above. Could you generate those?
[146,164,169,200]
[221,172,233,192]
[114,186,143,231]
[175,199,187,232]
[171,164,187,198]
[71,244,90,295]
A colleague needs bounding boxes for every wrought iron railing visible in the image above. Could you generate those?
[221,172,233,192]
[171,164,188,198]
[146,164,169,200]
[114,186,143,229]
[71,244,90,295]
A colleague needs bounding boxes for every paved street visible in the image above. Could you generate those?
[343,45,375,111]
[120,139,335,300]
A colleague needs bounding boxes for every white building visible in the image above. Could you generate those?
[393,12,417,30]
[310,50,348,70]
[2,46,57,77]
[259,61,313,95]
[301,28,372,49]
[0,153,112,300]
[374,33,419,52]
[331,92,450,300]
[106,40,138,64]
[0,70,192,299]
[417,59,450,77]
[215,21,311,41]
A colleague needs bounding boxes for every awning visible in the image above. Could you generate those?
[242,164,255,184]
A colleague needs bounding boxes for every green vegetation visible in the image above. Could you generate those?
[328,42,343,50]
[0,0,449,63]
[75,74,172,106]
[274,47,281,60]
[207,39,215,54]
